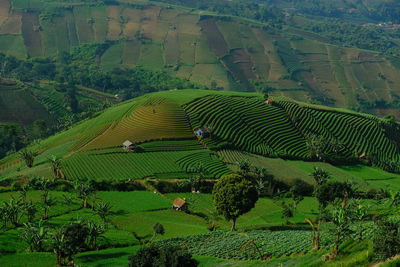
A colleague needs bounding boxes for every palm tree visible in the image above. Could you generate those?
[205,209,221,231]
[19,186,29,204]
[41,190,55,220]
[3,199,23,226]
[19,149,37,168]
[95,201,112,224]
[305,218,321,251]
[0,204,10,228]
[62,194,74,213]
[237,159,251,176]
[238,233,268,260]
[20,221,47,252]
[187,163,207,193]
[74,180,94,208]
[86,221,105,249]
[389,190,400,207]
[24,201,37,223]
[48,155,63,180]
[311,167,330,186]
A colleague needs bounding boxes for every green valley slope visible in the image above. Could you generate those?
[1,90,400,191]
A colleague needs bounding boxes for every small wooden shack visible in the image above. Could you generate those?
[122,140,133,150]
[194,127,209,138]
[358,152,367,160]
[172,197,187,211]
[265,97,275,105]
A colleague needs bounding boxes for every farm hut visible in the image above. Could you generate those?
[359,152,367,160]
[194,127,209,138]
[265,97,275,105]
[122,140,133,150]
[172,197,187,211]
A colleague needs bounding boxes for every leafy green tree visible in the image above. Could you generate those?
[31,120,48,139]
[330,200,354,256]
[128,245,198,267]
[20,221,48,252]
[237,159,251,176]
[213,174,258,231]
[153,222,165,236]
[0,123,25,158]
[372,217,400,261]
[52,222,89,266]
[280,201,295,224]
[19,149,37,168]
[307,136,327,160]
[315,182,354,208]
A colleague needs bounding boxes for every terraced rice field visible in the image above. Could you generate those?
[83,96,194,150]
[184,94,309,158]
[62,149,229,180]
[277,99,400,165]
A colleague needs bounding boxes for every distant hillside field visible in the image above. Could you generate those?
[2,90,399,191]
[0,0,400,117]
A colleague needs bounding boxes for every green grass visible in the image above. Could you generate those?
[75,246,140,267]
[101,43,123,69]
[0,252,55,267]
[97,191,172,212]
[111,209,209,239]
[0,35,26,58]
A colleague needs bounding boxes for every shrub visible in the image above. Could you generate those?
[372,217,400,261]
[128,245,198,267]
[289,179,314,197]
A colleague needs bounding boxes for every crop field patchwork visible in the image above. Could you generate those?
[21,12,43,57]
[74,6,95,44]
[0,1,398,109]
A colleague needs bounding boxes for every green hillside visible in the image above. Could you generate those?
[2,89,399,191]
[0,0,400,117]
[0,81,52,125]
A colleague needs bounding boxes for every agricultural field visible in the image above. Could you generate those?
[1,89,399,188]
[0,0,398,116]
[0,186,397,266]
[0,90,399,266]
[0,83,52,126]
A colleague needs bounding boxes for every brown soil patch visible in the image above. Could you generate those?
[21,12,43,57]
[199,18,228,58]
[107,5,122,40]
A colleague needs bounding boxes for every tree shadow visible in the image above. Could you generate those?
[77,252,130,263]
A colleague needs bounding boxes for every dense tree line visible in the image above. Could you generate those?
[153,0,283,24]
[272,0,400,23]
[0,47,203,101]
[300,19,400,56]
